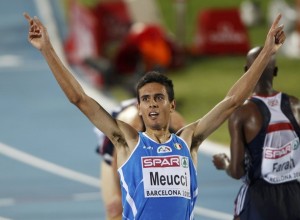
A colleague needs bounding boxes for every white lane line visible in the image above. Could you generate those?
[0,198,14,219]
[0,142,100,188]
[72,192,101,202]
[0,217,13,220]
[34,0,66,64]
[0,198,15,207]
[200,139,230,157]
[0,192,101,207]
[0,55,22,68]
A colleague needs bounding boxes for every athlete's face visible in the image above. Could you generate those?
[137,82,175,131]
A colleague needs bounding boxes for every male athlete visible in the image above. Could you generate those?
[213,46,300,219]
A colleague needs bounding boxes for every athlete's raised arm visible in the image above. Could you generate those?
[179,14,285,156]
[23,13,138,154]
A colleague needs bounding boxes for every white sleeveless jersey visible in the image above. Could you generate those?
[253,93,300,183]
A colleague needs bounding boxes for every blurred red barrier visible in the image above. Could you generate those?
[192,8,250,56]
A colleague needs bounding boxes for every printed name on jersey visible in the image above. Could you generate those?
[149,171,188,186]
[272,158,295,172]
[157,145,172,153]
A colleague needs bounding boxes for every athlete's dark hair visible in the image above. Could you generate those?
[135,71,174,103]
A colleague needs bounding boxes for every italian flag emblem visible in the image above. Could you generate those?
[174,143,182,150]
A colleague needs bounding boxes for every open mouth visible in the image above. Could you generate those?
[149,112,159,119]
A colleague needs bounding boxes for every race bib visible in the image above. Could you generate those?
[141,155,191,199]
[262,138,300,183]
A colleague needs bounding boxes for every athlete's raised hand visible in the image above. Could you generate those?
[264,14,286,54]
[23,12,50,51]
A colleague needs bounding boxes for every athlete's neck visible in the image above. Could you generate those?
[145,129,171,143]
[252,89,278,97]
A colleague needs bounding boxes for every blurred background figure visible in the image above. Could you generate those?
[267,0,300,58]
[240,0,263,27]
[63,0,184,93]
[267,0,297,33]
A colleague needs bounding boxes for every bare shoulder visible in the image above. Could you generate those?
[176,122,196,140]
[288,94,300,106]
[229,99,258,122]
